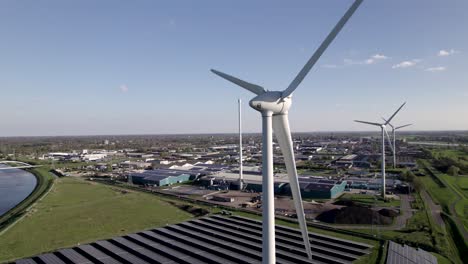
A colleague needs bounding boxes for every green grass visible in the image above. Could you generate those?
[0,177,192,262]
[418,174,456,213]
[433,253,453,264]
[338,193,401,207]
[420,161,468,236]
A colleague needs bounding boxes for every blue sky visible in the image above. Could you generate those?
[0,0,467,136]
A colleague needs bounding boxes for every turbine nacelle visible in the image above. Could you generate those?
[249,92,292,114]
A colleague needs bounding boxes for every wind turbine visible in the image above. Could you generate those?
[354,102,406,199]
[211,1,364,262]
[382,118,412,168]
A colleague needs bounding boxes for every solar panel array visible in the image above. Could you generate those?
[15,216,373,264]
[386,241,437,264]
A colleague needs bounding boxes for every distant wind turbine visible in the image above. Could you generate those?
[381,118,412,168]
[212,0,364,262]
[354,102,406,199]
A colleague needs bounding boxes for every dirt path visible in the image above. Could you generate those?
[420,190,445,228]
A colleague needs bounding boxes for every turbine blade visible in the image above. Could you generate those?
[211,69,266,95]
[395,124,412,130]
[384,102,406,125]
[384,127,395,154]
[281,0,364,98]
[382,117,394,129]
[272,114,312,260]
[354,120,381,126]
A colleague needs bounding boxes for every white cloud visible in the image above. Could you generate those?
[365,53,389,65]
[438,49,457,56]
[392,59,420,69]
[119,84,129,93]
[425,66,446,72]
[372,54,388,60]
[345,53,389,65]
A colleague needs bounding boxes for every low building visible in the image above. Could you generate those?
[126,153,154,159]
[282,178,347,199]
[120,161,152,169]
[83,153,107,161]
[129,170,190,186]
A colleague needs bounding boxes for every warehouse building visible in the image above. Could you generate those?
[278,178,347,199]
[129,170,190,187]
[298,179,347,199]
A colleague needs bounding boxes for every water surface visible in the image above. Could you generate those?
[0,164,37,217]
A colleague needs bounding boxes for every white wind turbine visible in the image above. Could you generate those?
[211,1,364,262]
[381,119,412,168]
[354,102,406,199]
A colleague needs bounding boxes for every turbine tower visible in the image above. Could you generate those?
[355,102,406,199]
[238,98,244,190]
[211,1,364,262]
[382,118,412,168]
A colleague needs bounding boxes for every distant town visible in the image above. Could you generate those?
[1,131,467,263]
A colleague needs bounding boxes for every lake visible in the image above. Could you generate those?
[0,164,37,217]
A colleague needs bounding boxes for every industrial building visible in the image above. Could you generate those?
[294,178,347,199]
[346,177,402,191]
[200,173,347,199]
[129,170,191,187]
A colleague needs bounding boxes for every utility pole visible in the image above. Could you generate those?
[238,98,243,191]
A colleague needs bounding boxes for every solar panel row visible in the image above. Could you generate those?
[16,216,373,264]
[386,241,437,264]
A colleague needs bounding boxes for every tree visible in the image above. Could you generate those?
[400,169,415,183]
[413,177,424,192]
[447,165,460,177]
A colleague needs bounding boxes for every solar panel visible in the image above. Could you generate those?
[15,216,374,264]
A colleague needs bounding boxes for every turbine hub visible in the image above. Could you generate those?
[249,91,291,114]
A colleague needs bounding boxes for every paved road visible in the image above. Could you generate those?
[420,190,445,228]
[394,194,414,230]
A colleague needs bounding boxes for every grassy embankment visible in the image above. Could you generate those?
[0,177,193,263]
[420,159,468,231]
[0,167,54,233]
[415,160,467,263]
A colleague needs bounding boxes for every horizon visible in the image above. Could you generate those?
[1,129,467,139]
[1,0,467,136]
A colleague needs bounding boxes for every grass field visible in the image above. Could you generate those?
[418,173,456,213]
[0,177,192,262]
[338,193,401,207]
[420,160,468,232]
